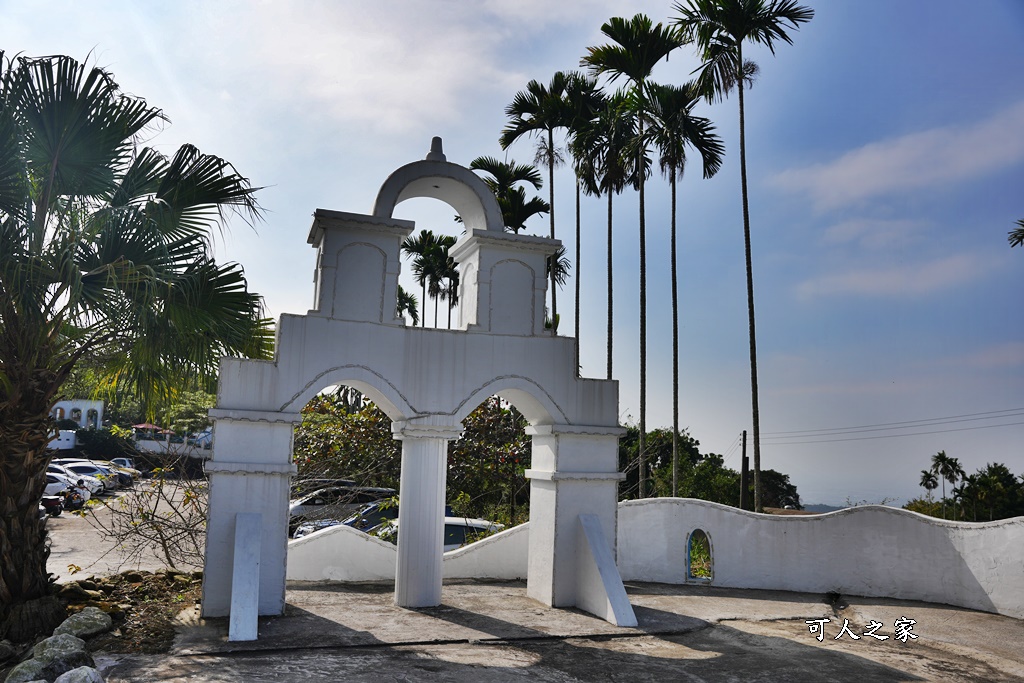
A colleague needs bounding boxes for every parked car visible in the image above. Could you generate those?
[289,477,357,497]
[56,457,136,486]
[292,518,346,539]
[288,486,395,536]
[371,516,504,552]
[92,459,141,483]
[44,472,91,501]
[47,465,103,495]
[52,460,120,490]
[111,456,136,470]
[342,499,455,531]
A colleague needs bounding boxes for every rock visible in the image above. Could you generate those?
[3,658,46,683]
[53,607,113,639]
[172,574,192,586]
[58,584,91,601]
[122,571,145,583]
[0,640,16,663]
[77,581,98,592]
[21,633,96,682]
[54,666,105,683]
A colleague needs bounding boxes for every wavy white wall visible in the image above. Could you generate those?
[287,522,529,583]
[286,499,1023,619]
[617,499,1024,619]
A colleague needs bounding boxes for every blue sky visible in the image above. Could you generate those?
[5,0,1022,505]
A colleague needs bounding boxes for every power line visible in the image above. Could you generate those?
[762,407,1024,438]
[762,419,1024,446]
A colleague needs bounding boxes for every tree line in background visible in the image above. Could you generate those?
[908,450,1024,522]
[293,389,801,527]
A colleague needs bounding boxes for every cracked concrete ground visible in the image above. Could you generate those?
[97,580,1024,682]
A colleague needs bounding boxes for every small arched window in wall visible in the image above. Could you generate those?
[70,408,82,425]
[86,409,99,429]
[54,408,65,420]
[687,528,713,583]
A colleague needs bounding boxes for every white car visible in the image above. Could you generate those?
[371,516,504,552]
[47,464,103,495]
[44,472,91,501]
[52,458,129,488]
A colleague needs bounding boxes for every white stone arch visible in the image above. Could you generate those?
[453,376,567,427]
[372,137,504,233]
[203,140,635,635]
[278,365,415,422]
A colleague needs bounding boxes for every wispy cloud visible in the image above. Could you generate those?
[821,218,929,250]
[795,252,989,300]
[772,101,1024,211]
[950,342,1024,370]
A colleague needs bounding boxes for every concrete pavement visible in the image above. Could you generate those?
[96,580,1024,682]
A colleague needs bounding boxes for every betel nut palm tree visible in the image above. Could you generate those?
[469,156,549,234]
[583,14,683,498]
[561,72,601,354]
[1010,219,1024,248]
[401,229,439,326]
[0,53,271,639]
[646,81,724,497]
[569,89,640,383]
[919,469,939,501]
[674,0,814,512]
[500,72,573,331]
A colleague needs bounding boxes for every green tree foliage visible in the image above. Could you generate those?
[292,393,531,525]
[292,392,402,491]
[618,425,801,508]
[72,426,138,461]
[0,53,270,638]
[906,459,1024,522]
[1009,219,1023,248]
[447,397,530,526]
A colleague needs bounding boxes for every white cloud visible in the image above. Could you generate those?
[795,252,988,300]
[772,101,1024,211]
[821,218,929,250]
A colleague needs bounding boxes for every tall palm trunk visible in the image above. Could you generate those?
[670,172,680,497]
[638,113,648,500]
[420,281,427,327]
[606,190,614,381]
[574,178,581,373]
[737,44,763,512]
[548,128,557,332]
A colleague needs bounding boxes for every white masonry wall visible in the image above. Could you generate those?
[617,499,1024,619]
[285,499,1024,619]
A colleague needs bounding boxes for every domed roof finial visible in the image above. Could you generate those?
[425,136,446,162]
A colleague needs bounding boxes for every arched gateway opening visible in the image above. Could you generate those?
[202,139,634,635]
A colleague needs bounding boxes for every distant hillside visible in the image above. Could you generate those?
[802,503,844,514]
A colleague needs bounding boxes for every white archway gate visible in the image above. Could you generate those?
[202,139,635,633]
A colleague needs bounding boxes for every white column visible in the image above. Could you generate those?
[391,422,462,607]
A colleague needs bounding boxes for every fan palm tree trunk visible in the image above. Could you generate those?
[737,45,763,513]
[1,370,68,640]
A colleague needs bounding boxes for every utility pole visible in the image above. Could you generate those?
[739,430,749,511]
